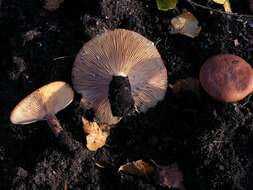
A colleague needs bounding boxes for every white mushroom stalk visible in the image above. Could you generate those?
[10,81,74,137]
[72,29,168,125]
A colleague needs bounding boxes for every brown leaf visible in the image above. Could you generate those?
[171,78,199,95]
[212,0,232,12]
[82,117,110,151]
[118,160,155,178]
[154,163,185,190]
[170,10,201,38]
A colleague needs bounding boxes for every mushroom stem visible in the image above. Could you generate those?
[45,114,63,137]
[108,75,135,117]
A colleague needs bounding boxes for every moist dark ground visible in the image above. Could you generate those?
[1,0,253,189]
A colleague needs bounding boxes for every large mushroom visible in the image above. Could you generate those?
[10,81,74,137]
[72,29,168,125]
[199,54,253,102]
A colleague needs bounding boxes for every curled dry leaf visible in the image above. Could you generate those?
[44,0,64,11]
[223,0,232,13]
[82,117,110,151]
[171,78,199,95]
[118,160,154,178]
[170,10,201,38]
[154,163,185,190]
[212,0,232,13]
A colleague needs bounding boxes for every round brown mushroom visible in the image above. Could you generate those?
[199,54,253,102]
[10,81,74,137]
[72,29,168,125]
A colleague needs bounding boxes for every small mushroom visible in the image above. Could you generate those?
[72,29,168,125]
[199,54,253,102]
[10,81,74,137]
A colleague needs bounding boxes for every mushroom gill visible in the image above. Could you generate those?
[10,81,74,137]
[72,29,168,125]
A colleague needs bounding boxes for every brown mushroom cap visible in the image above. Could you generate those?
[10,81,74,124]
[72,29,168,125]
[199,54,253,102]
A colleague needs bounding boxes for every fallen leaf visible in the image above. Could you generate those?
[156,0,178,11]
[212,0,226,4]
[119,160,155,178]
[223,0,232,13]
[82,117,110,151]
[154,163,185,190]
[44,0,64,11]
[170,10,201,38]
[212,0,232,13]
[171,78,199,95]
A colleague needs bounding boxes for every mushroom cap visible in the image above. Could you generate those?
[10,81,74,124]
[199,54,253,102]
[72,29,167,125]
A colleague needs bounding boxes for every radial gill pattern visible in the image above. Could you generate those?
[10,81,74,124]
[72,29,168,125]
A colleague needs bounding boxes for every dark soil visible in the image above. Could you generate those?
[1,0,253,189]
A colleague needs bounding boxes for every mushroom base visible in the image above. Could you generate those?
[108,75,135,117]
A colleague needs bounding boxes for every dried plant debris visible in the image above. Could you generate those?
[23,29,41,44]
[223,0,232,12]
[170,78,200,95]
[170,10,201,38]
[118,160,155,178]
[156,0,178,11]
[212,0,226,4]
[44,0,64,11]
[82,117,110,151]
[212,0,232,13]
[154,163,185,190]
[119,160,185,189]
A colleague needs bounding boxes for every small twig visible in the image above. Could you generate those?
[53,56,75,61]
[186,0,253,18]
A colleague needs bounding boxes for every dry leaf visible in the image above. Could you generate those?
[171,78,199,95]
[212,0,232,13]
[223,0,232,13]
[154,163,185,190]
[82,117,110,151]
[170,10,201,38]
[44,0,64,11]
[118,160,154,178]
[212,0,226,4]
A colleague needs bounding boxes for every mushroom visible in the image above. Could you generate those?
[199,54,253,102]
[10,81,74,137]
[72,29,168,125]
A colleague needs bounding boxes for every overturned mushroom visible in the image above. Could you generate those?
[199,54,253,102]
[72,29,168,125]
[10,81,74,137]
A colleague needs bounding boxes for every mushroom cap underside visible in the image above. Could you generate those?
[10,81,74,125]
[72,29,168,124]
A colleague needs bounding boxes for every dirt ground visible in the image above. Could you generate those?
[1,0,253,189]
